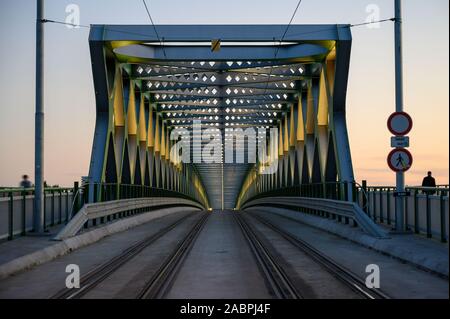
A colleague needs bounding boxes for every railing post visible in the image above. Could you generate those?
[344,182,349,201]
[362,180,368,214]
[82,184,88,208]
[73,181,79,215]
[352,182,357,203]
[65,189,69,223]
[21,190,26,235]
[411,189,418,233]
[50,189,55,226]
[93,184,98,203]
[43,189,47,231]
[84,183,89,204]
[440,193,447,243]
[8,191,13,240]
[386,188,391,225]
[58,189,62,224]
[404,189,409,230]
[372,189,377,222]
[92,184,97,225]
[379,188,384,224]
[426,193,432,238]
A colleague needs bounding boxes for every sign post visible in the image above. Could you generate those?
[391,0,407,232]
[387,109,413,232]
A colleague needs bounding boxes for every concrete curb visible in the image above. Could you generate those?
[0,207,199,280]
[247,206,449,278]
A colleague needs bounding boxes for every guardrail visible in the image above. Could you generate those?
[0,182,207,241]
[357,184,448,242]
[78,183,205,209]
[241,196,389,239]
[54,197,204,240]
[238,182,448,243]
[240,182,360,206]
[0,187,74,241]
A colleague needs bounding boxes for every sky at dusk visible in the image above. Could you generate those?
[0,0,448,187]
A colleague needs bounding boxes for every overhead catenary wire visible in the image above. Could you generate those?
[40,15,395,111]
[40,5,395,111]
[260,2,394,97]
[274,0,303,59]
[40,18,396,46]
[262,0,303,100]
[142,0,168,59]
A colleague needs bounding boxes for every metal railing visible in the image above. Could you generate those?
[77,183,205,214]
[0,182,207,241]
[242,182,359,204]
[55,197,204,240]
[0,187,74,241]
[238,182,368,233]
[242,196,388,238]
[239,182,449,243]
[358,184,449,242]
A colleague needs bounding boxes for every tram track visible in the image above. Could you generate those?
[51,211,205,299]
[137,212,210,299]
[244,211,390,299]
[233,212,303,299]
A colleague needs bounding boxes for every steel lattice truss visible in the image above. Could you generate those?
[137,61,314,130]
[88,25,354,209]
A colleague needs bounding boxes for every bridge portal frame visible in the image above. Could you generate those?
[87,24,354,209]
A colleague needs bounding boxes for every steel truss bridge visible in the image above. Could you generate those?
[88,24,354,210]
[0,23,448,301]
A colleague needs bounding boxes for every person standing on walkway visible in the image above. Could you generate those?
[422,171,436,195]
[20,175,32,188]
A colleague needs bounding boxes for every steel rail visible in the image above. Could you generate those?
[51,211,197,299]
[246,211,390,299]
[137,212,210,299]
[233,212,303,299]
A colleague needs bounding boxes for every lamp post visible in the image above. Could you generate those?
[34,0,45,233]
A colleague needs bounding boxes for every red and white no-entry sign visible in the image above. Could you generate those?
[387,112,413,136]
[387,148,413,172]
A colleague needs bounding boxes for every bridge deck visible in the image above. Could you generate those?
[0,209,447,299]
[248,207,449,277]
